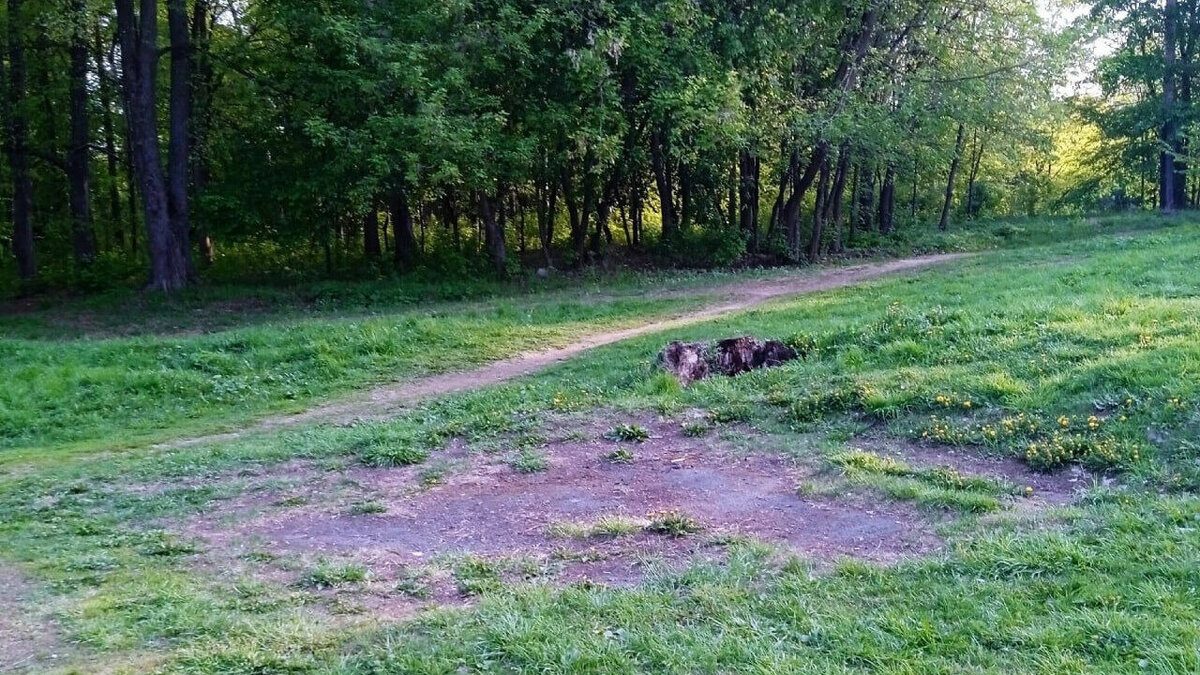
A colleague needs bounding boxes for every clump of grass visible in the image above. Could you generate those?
[358,442,429,468]
[396,569,433,599]
[828,450,1011,513]
[547,515,648,539]
[647,510,704,537]
[452,557,502,596]
[300,561,369,589]
[349,500,388,515]
[509,448,549,473]
[681,421,710,437]
[707,404,753,425]
[606,424,650,443]
[139,533,199,557]
[606,448,636,464]
[419,463,451,487]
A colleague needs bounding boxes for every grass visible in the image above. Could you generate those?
[546,515,650,539]
[828,449,1017,513]
[299,561,369,589]
[0,290,711,457]
[2,214,1200,672]
[604,423,651,443]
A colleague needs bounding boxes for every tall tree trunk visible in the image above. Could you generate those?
[477,190,506,277]
[828,143,851,254]
[68,0,96,265]
[1162,0,1181,212]
[783,145,825,259]
[965,131,985,219]
[189,0,215,265]
[94,24,123,246]
[5,0,35,280]
[167,0,195,278]
[390,185,417,271]
[808,151,832,262]
[847,161,861,246]
[117,0,189,291]
[650,126,676,241]
[739,148,760,253]
[535,177,556,267]
[363,203,380,258]
[878,165,896,234]
[939,124,967,231]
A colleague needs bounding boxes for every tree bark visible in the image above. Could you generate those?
[939,123,967,231]
[116,0,189,291]
[827,142,851,254]
[167,0,195,278]
[94,24,123,246]
[650,126,676,241]
[783,146,825,259]
[68,0,97,265]
[477,190,506,277]
[5,0,36,280]
[878,165,896,234]
[363,203,381,258]
[1162,0,1182,212]
[739,148,760,253]
[808,151,832,262]
[965,131,985,218]
[391,185,417,271]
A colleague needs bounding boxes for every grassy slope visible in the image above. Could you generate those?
[2,214,1199,673]
[0,212,1171,457]
[0,286,720,456]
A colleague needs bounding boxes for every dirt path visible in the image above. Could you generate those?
[162,253,968,449]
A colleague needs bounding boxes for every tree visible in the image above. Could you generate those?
[5,0,36,280]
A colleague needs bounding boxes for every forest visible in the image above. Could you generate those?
[2,0,1185,293]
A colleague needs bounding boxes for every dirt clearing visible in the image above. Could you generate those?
[186,418,949,615]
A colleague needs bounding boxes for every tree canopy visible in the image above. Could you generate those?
[0,0,1149,292]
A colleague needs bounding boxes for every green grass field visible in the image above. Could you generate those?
[2,215,1199,673]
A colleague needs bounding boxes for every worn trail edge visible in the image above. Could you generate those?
[162,253,968,449]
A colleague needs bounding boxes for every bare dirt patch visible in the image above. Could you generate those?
[184,417,942,617]
[0,565,67,674]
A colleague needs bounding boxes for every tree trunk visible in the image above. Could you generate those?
[965,131,985,219]
[477,190,506,277]
[391,185,417,271]
[94,24,123,246]
[535,178,556,267]
[939,124,967,231]
[117,0,189,291]
[827,143,851,254]
[783,146,825,259]
[739,148,760,253]
[167,0,195,279]
[68,0,97,265]
[808,151,832,262]
[650,126,676,241]
[1162,0,1181,212]
[878,165,896,234]
[5,0,36,280]
[363,203,381,258]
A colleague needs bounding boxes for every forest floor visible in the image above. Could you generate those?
[3,215,1200,673]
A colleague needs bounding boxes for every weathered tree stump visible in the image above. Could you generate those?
[658,337,797,384]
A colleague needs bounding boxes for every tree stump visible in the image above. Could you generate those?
[658,337,797,384]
